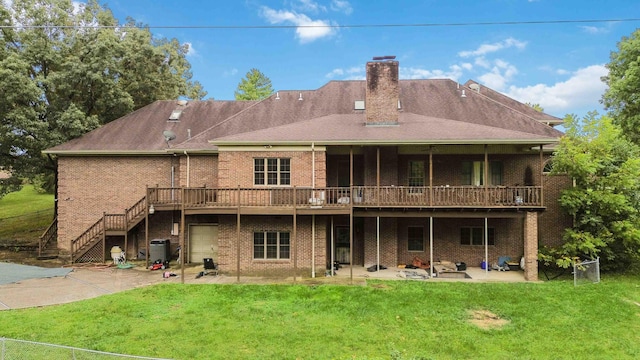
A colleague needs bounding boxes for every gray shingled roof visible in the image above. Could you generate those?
[44,79,563,154]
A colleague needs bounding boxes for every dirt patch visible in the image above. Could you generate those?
[0,249,67,268]
[468,309,509,330]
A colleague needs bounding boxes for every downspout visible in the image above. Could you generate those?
[184,150,190,187]
[484,217,489,278]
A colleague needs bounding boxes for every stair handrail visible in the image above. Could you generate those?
[125,197,147,225]
[38,217,57,257]
[70,218,104,262]
[71,196,147,261]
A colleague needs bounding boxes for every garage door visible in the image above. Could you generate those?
[189,225,218,263]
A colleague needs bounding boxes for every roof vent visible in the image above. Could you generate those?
[461,90,467,98]
[469,83,480,93]
[275,91,280,100]
[169,109,182,121]
[177,99,188,106]
[298,92,303,101]
[354,100,365,110]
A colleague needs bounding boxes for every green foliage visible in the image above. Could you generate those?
[602,28,640,145]
[0,0,206,198]
[525,102,544,112]
[234,68,274,100]
[1,279,639,359]
[541,112,640,270]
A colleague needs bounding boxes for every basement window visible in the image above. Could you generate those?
[460,227,495,246]
[253,231,290,259]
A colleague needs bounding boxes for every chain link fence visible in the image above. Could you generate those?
[0,338,171,360]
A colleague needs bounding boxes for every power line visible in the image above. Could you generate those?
[1,18,639,29]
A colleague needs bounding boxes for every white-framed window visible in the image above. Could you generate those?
[461,161,503,186]
[253,231,290,259]
[254,158,290,185]
[460,227,495,246]
[408,226,425,251]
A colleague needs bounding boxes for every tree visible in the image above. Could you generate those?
[0,0,206,198]
[602,29,640,145]
[234,68,273,100]
[525,103,544,112]
[540,112,640,271]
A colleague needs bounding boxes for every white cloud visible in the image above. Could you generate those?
[580,25,609,34]
[260,6,336,43]
[326,66,361,79]
[505,65,608,115]
[331,0,353,15]
[223,68,238,77]
[184,42,196,57]
[474,56,491,69]
[401,65,463,82]
[476,59,519,91]
[292,0,327,13]
[458,37,527,58]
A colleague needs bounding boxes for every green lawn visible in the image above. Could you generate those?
[1,277,639,359]
[0,185,55,243]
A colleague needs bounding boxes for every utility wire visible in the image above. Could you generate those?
[1,18,639,29]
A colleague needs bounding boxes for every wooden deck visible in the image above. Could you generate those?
[148,185,543,213]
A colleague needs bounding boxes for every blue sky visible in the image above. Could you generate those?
[101,0,640,118]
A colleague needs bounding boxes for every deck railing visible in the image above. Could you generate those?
[148,185,542,209]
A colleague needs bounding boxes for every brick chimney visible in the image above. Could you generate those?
[366,57,399,125]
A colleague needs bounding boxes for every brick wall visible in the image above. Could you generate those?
[429,217,524,267]
[57,156,177,251]
[217,215,327,277]
[218,150,326,188]
[539,174,573,248]
[179,155,218,188]
[364,217,397,266]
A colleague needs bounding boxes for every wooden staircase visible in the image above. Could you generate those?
[38,217,58,259]
[71,197,147,263]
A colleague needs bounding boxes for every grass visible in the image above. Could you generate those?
[0,276,639,359]
[0,185,54,243]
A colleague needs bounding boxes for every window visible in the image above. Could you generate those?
[408,226,424,251]
[461,161,503,186]
[460,227,495,246]
[253,231,290,259]
[408,160,425,189]
[254,158,290,185]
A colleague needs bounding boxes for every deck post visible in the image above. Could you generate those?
[376,216,380,272]
[484,217,489,278]
[376,147,380,207]
[180,187,185,283]
[484,145,489,206]
[429,217,433,278]
[350,146,354,283]
[311,214,315,278]
[124,208,128,261]
[429,147,433,207]
[237,185,241,282]
[293,186,297,282]
[102,212,106,263]
[540,145,544,206]
[145,186,149,268]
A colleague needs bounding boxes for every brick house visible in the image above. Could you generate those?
[43,58,571,281]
